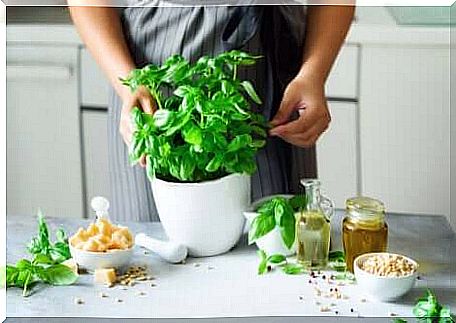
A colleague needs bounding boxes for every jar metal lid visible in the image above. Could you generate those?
[346,196,385,220]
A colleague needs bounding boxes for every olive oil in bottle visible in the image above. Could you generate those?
[296,179,334,269]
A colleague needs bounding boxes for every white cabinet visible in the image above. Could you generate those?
[82,110,110,216]
[7,44,84,218]
[80,48,110,107]
[359,46,450,217]
[325,44,359,100]
[317,102,359,209]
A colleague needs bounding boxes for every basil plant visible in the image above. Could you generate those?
[121,50,269,183]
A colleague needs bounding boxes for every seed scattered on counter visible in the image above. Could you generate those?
[135,291,146,296]
[74,297,84,305]
[207,265,215,270]
[389,312,398,317]
[194,263,201,268]
[361,298,367,303]
[143,250,149,255]
[298,296,303,300]
[98,292,108,298]
[150,283,156,287]
[115,298,123,303]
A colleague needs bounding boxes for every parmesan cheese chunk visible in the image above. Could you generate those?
[94,268,117,285]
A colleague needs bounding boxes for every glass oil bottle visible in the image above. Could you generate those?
[296,179,334,269]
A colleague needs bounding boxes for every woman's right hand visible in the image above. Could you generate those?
[119,85,156,145]
[120,85,156,166]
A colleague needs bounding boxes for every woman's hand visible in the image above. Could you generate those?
[120,85,156,166]
[269,73,331,148]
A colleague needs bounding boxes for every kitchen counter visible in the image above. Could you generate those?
[6,211,456,321]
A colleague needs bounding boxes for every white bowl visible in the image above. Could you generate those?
[69,244,134,272]
[354,252,418,302]
[243,194,296,256]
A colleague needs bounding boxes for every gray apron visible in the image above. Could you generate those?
[108,4,316,222]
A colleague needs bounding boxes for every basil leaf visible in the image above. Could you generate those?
[281,263,306,275]
[153,109,173,128]
[289,194,308,211]
[33,254,54,265]
[183,122,203,146]
[257,250,268,275]
[38,264,78,286]
[241,81,262,104]
[248,212,275,244]
[267,254,286,264]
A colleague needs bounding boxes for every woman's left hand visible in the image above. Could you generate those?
[269,73,331,148]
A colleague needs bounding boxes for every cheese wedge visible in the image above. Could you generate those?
[94,268,117,285]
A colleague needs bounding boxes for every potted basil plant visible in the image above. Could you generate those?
[122,51,268,256]
[244,195,307,256]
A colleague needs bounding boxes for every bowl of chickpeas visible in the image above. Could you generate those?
[69,218,134,272]
[354,252,419,302]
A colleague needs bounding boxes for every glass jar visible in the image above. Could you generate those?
[342,197,388,273]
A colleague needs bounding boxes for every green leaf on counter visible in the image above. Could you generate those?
[281,263,306,275]
[37,264,78,286]
[257,250,268,275]
[267,254,287,264]
[7,211,77,297]
[413,289,455,322]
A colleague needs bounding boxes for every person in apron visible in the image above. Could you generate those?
[68,3,354,221]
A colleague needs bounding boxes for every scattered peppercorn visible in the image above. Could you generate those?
[350,308,354,313]
[322,275,326,280]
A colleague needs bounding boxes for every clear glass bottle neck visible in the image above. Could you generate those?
[302,179,322,212]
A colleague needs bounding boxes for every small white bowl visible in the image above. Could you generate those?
[354,252,418,302]
[243,194,296,256]
[69,244,134,272]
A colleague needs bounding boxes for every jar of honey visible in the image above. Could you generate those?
[342,197,388,272]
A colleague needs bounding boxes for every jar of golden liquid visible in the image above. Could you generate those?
[342,197,388,272]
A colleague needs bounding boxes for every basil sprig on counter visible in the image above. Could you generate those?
[27,210,71,263]
[249,195,307,249]
[3,211,77,297]
[6,255,77,297]
[393,289,454,323]
[257,250,306,275]
[121,50,269,183]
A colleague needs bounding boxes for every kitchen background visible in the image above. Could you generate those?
[5,6,455,229]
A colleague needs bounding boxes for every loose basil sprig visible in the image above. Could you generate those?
[6,254,77,297]
[393,289,454,323]
[249,195,307,250]
[27,210,71,264]
[2,211,77,297]
[121,50,269,183]
[257,250,306,275]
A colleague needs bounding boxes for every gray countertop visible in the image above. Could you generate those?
[6,211,456,321]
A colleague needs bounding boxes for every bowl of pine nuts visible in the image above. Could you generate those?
[354,252,418,301]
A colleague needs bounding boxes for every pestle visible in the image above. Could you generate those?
[135,233,188,264]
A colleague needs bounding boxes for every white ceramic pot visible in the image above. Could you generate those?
[151,173,250,257]
[243,194,297,257]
